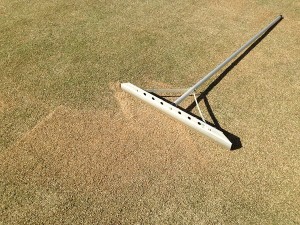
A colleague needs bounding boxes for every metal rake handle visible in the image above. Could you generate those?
[174,15,283,105]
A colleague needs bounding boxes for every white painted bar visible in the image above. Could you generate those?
[121,82,232,149]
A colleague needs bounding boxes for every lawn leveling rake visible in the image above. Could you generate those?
[121,15,282,149]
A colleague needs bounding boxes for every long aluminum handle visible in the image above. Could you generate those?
[174,15,283,105]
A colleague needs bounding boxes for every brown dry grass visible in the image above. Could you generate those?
[1,0,299,224]
[0,88,210,224]
[1,81,299,223]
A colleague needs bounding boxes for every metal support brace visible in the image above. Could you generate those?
[193,92,206,123]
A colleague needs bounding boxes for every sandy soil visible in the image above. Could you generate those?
[0,83,217,223]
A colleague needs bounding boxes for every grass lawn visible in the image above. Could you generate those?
[0,0,299,224]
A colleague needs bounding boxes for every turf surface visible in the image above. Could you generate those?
[1,0,299,224]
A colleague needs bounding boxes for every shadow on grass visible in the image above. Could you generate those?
[184,16,283,150]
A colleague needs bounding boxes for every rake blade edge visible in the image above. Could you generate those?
[121,82,232,149]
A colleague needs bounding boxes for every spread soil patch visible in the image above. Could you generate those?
[0,89,209,224]
[1,83,299,223]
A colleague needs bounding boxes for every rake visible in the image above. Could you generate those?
[121,15,282,149]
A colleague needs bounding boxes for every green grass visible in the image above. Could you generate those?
[0,0,299,224]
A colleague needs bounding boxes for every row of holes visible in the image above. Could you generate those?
[141,90,203,126]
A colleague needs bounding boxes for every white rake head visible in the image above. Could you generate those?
[121,83,232,149]
[121,16,282,149]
